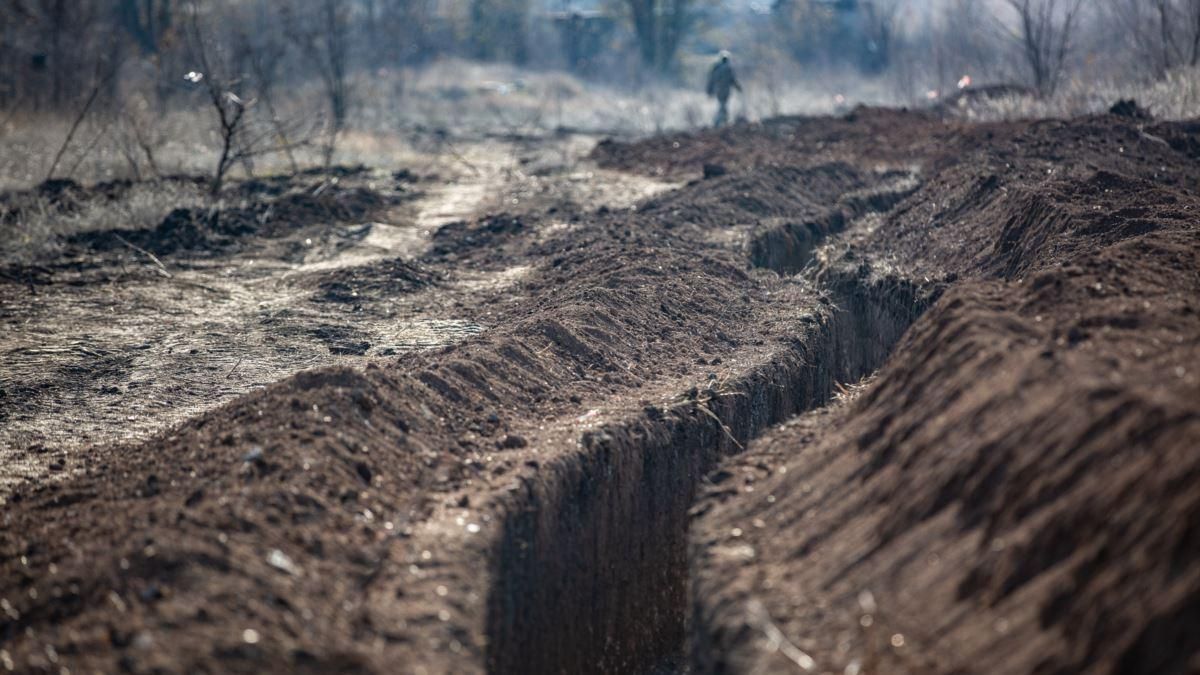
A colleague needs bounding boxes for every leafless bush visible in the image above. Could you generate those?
[185,3,315,194]
[1104,0,1200,80]
[185,6,252,194]
[285,0,354,167]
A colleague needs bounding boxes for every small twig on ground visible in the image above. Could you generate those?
[747,599,817,671]
[226,356,244,379]
[696,399,744,450]
[436,134,483,176]
[113,234,171,278]
[171,278,231,297]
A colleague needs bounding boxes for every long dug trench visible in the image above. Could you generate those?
[482,111,1200,673]
[483,203,932,672]
[0,124,935,675]
[6,109,1198,675]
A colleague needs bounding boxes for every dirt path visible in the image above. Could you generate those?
[0,134,674,497]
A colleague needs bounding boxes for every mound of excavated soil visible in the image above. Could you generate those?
[591,107,943,177]
[688,113,1200,675]
[307,257,441,305]
[2,134,895,672]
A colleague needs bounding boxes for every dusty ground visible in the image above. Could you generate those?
[0,134,673,496]
[1,108,1198,675]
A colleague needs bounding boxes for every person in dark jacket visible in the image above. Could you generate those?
[706,50,742,127]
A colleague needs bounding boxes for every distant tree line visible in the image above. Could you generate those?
[0,0,446,113]
[776,0,1199,101]
[0,0,1192,184]
[0,1,718,115]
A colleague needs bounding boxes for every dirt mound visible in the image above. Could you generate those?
[0,187,787,672]
[591,107,942,177]
[307,257,441,304]
[427,213,527,261]
[1109,98,1153,120]
[638,163,866,230]
[70,184,394,257]
[689,113,1200,674]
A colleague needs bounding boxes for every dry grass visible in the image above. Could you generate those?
[0,58,895,193]
[3,55,1197,269]
[0,180,209,266]
[941,66,1200,121]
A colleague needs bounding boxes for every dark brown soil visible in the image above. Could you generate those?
[687,113,1200,674]
[2,109,1199,675]
[67,182,403,258]
[1,126,900,673]
[307,258,440,306]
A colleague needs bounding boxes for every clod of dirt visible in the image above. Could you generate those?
[428,213,526,260]
[309,324,372,355]
[1109,98,1152,120]
[308,257,440,304]
[498,433,528,449]
[393,168,419,183]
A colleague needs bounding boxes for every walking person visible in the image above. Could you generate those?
[706,50,742,128]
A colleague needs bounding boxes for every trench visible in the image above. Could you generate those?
[747,173,919,275]
[483,186,933,673]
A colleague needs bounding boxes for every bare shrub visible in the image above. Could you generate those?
[285,0,354,167]
[185,6,252,195]
[1104,0,1200,79]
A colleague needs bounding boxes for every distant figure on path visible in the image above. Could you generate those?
[706,51,742,128]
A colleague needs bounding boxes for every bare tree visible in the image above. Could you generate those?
[185,4,254,194]
[1106,0,1200,79]
[626,0,696,74]
[117,0,174,54]
[1000,0,1086,97]
[286,0,353,167]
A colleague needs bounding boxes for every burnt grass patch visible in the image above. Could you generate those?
[69,182,399,258]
